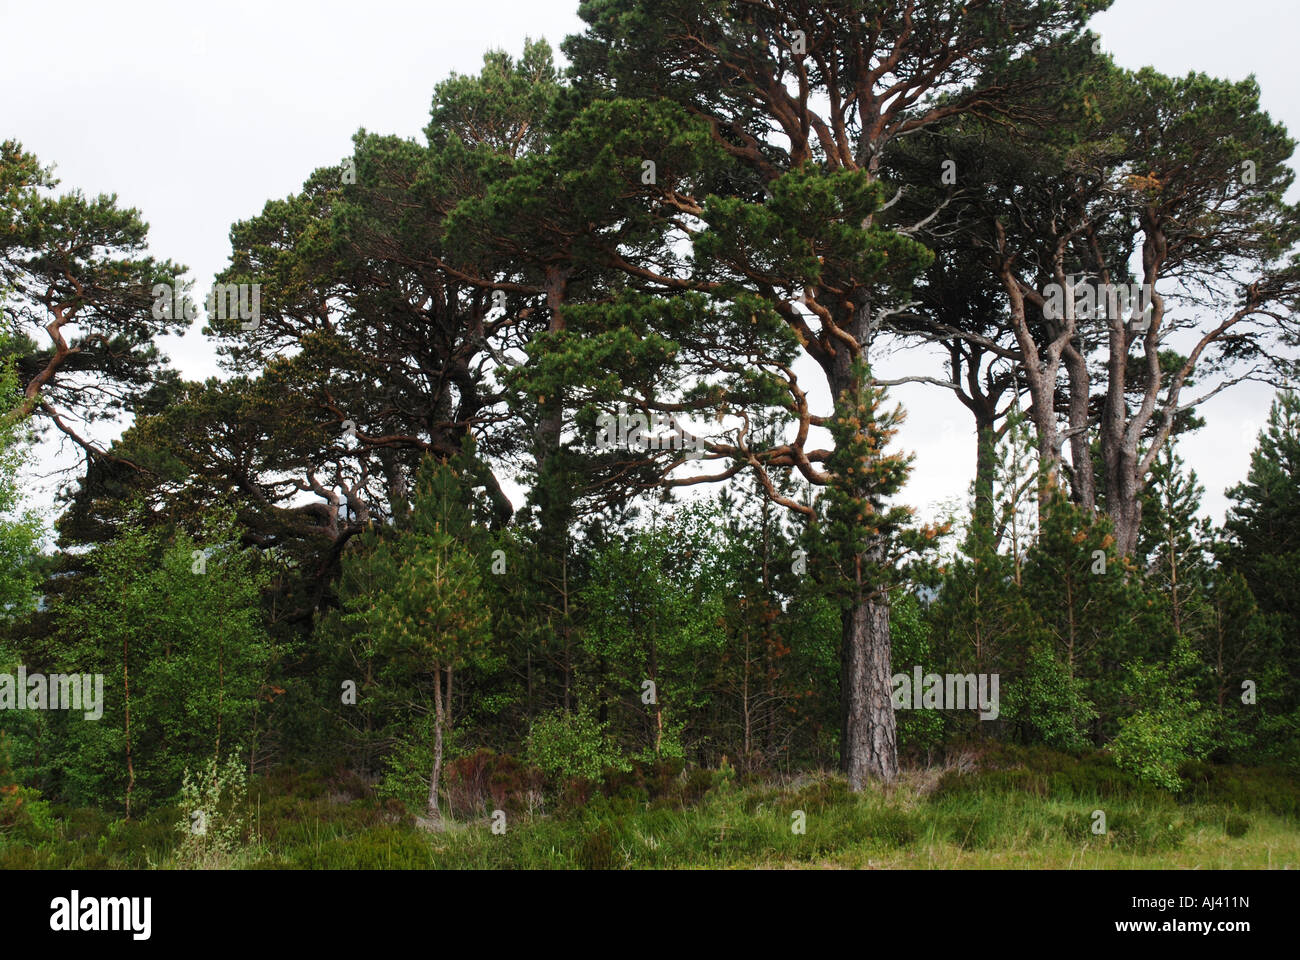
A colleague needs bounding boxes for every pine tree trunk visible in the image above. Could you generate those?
[826,291,898,789]
[428,661,444,821]
[997,256,1065,515]
[839,588,898,789]
[1104,446,1144,557]
[973,417,997,539]
[741,617,751,766]
[1064,342,1097,512]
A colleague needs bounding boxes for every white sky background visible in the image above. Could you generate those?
[1,0,1297,531]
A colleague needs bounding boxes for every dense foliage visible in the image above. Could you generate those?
[1,2,1297,868]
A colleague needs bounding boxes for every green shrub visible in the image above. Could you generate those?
[1004,644,1097,750]
[526,709,630,784]
[1110,639,1212,791]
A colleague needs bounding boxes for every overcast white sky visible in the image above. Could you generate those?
[2,0,1297,529]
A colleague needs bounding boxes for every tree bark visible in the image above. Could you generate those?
[428,661,444,821]
[828,299,898,786]
[973,416,998,539]
[839,585,897,788]
[1063,341,1096,513]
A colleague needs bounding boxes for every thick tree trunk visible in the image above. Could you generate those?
[1098,266,1169,559]
[1100,378,1144,556]
[827,293,898,788]
[998,262,1065,515]
[1108,455,1144,557]
[839,590,897,788]
[1063,342,1096,513]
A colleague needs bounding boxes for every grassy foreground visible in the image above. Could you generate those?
[3,748,1297,869]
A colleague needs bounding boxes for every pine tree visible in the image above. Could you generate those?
[337,459,491,823]
[0,141,188,449]
[809,363,929,782]
[1222,392,1300,632]
[1139,444,1213,639]
[1215,391,1300,758]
